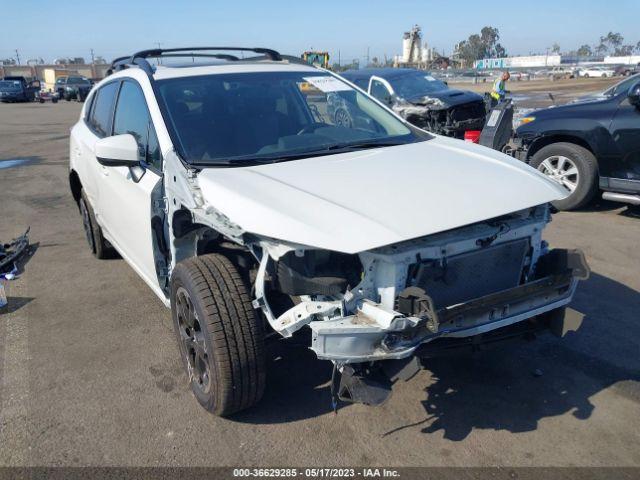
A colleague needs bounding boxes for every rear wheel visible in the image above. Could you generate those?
[79,190,111,259]
[170,254,266,416]
[529,142,598,211]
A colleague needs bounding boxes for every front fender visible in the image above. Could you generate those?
[517,119,612,160]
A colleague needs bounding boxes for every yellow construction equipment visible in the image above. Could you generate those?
[301,51,330,69]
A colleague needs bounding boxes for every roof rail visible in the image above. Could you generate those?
[108,47,283,77]
[133,47,282,62]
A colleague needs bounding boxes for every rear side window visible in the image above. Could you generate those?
[88,82,119,137]
[113,81,162,171]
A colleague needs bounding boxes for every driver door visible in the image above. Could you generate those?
[606,88,640,188]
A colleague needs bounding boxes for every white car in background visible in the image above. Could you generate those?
[68,47,589,416]
[579,66,616,78]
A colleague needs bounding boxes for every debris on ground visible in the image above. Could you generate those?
[0,227,30,275]
[0,228,30,308]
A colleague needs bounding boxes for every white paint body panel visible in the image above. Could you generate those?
[197,135,567,254]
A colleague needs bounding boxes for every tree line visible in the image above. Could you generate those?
[456,28,640,66]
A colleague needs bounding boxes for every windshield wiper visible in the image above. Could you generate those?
[201,141,409,167]
[325,140,406,151]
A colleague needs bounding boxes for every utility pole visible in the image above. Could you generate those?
[366,46,370,66]
[15,49,20,65]
[90,48,95,64]
[338,49,341,67]
[155,42,162,64]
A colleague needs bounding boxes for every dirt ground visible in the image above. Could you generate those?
[1,100,639,469]
[453,76,619,109]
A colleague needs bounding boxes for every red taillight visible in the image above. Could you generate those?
[464,130,481,143]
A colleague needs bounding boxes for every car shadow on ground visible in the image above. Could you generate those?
[232,334,335,422]
[387,271,640,440]
[235,272,640,431]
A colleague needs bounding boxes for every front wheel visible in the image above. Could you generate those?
[529,142,598,211]
[170,254,266,416]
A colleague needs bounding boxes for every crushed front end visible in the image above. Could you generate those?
[252,204,588,405]
[393,96,487,138]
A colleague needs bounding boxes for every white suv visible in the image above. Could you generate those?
[69,47,589,416]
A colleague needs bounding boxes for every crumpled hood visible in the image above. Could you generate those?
[197,137,566,254]
[407,89,484,109]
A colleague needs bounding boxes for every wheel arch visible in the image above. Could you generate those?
[69,169,82,206]
[526,135,596,164]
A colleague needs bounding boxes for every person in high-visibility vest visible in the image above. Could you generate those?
[490,71,510,106]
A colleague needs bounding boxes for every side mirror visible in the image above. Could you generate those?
[95,134,140,167]
[628,82,640,107]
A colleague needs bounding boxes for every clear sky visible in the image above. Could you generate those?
[1,0,638,64]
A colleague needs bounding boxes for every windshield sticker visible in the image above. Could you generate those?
[302,76,351,93]
[424,75,436,82]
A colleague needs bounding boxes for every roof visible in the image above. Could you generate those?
[151,61,318,80]
[340,67,426,81]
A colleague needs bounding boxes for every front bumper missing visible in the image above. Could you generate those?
[310,249,589,363]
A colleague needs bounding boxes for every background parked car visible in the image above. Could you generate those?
[615,63,640,77]
[0,76,41,102]
[512,74,640,210]
[547,66,575,80]
[578,66,616,78]
[340,68,486,139]
[55,75,93,101]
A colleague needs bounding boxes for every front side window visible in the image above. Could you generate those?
[605,75,640,97]
[113,81,162,170]
[88,81,119,137]
[157,71,425,166]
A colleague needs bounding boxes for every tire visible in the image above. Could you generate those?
[79,190,111,259]
[170,254,265,416]
[584,73,589,78]
[529,142,598,211]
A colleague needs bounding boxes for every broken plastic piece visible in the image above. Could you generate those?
[0,228,30,275]
[338,365,392,406]
[0,279,7,308]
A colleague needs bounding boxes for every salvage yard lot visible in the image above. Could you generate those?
[1,99,639,467]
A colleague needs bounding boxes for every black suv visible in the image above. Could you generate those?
[513,74,640,210]
[55,75,93,101]
[340,68,486,139]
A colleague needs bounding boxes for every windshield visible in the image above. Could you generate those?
[0,81,21,91]
[388,72,448,99]
[604,74,639,96]
[67,76,90,85]
[157,71,424,165]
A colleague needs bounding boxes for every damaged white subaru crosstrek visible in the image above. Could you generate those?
[69,47,589,416]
